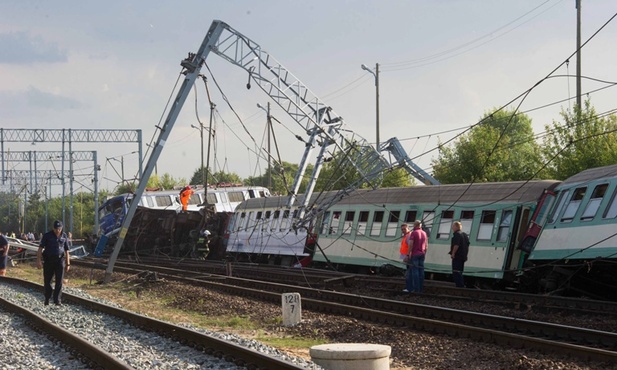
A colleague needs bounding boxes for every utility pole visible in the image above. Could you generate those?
[576,0,582,113]
[361,63,380,150]
[191,123,205,187]
[258,102,272,189]
[204,78,215,199]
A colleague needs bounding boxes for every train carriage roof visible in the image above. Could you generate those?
[561,164,617,185]
[337,181,560,206]
[234,180,560,210]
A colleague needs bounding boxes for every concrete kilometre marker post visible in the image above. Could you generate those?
[281,292,301,326]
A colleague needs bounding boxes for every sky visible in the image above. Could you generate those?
[1,0,617,195]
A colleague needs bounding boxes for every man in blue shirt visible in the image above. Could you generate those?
[37,220,71,305]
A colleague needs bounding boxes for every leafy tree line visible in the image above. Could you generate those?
[0,190,101,239]
[432,100,617,183]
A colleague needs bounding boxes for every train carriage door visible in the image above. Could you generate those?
[507,205,534,272]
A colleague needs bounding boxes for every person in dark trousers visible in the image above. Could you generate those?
[449,221,469,288]
[37,220,71,305]
[399,224,412,292]
[0,232,9,276]
[406,220,428,293]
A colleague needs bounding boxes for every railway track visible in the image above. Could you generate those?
[113,256,617,316]
[0,277,312,370]
[79,258,617,364]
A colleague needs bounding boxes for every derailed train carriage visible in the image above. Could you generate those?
[225,181,560,290]
[525,164,617,300]
[95,186,269,259]
[224,164,617,299]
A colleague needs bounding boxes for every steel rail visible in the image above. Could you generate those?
[0,295,133,370]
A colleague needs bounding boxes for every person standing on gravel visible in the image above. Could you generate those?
[0,232,9,276]
[406,220,428,293]
[37,220,71,305]
[400,224,412,292]
[449,221,469,288]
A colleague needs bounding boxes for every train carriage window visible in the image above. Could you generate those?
[478,210,496,241]
[246,211,255,229]
[262,211,272,231]
[385,210,401,237]
[548,190,570,224]
[255,211,262,230]
[280,210,291,231]
[205,193,217,204]
[189,193,200,205]
[497,210,513,242]
[461,210,474,235]
[228,191,244,203]
[561,187,586,222]
[343,211,356,235]
[581,184,608,220]
[238,212,246,231]
[332,211,342,234]
[271,210,281,231]
[437,210,454,239]
[155,195,173,207]
[422,211,435,237]
[405,210,417,223]
[371,211,384,236]
[604,189,617,219]
[357,211,369,236]
[320,211,331,234]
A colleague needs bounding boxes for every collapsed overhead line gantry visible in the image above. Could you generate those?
[105,19,439,281]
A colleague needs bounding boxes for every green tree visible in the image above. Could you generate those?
[189,168,242,186]
[432,108,543,183]
[246,161,312,195]
[0,191,21,235]
[381,168,414,188]
[116,173,185,195]
[542,101,617,180]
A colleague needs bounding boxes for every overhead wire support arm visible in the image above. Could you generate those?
[104,21,226,283]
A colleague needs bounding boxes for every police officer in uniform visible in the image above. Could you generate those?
[37,220,71,305]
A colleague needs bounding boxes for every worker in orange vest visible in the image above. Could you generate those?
[179,185,194,212]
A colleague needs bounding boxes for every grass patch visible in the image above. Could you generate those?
[258,335,328,349]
